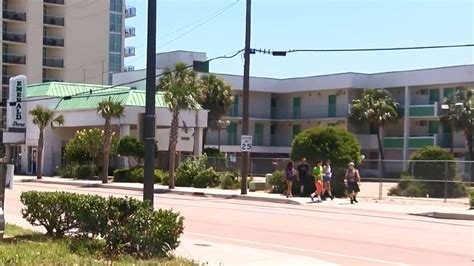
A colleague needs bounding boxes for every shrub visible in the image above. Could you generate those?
[76,165,98,180]
[64,128,119,166]
[20,191,81,237]
[113,167,164,184]
[470,190,474,209]
[291,126,362,197]
[219,171,240,189]
[176,155,219,188]
[388,174,427,197]
[58,164,79,178]
[268,170,304,195]
[203,147,224,158]
[408,147,467,198]
[20,191,185,260]
[117,136,144,166]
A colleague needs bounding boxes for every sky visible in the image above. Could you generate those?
[124,0,474,78]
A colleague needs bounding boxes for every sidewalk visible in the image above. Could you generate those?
[14,175,474,220]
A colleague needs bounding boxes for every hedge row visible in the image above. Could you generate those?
[113,167,166,184]
[20,191,184,259]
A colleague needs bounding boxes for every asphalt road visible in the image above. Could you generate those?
[4,182,474,266]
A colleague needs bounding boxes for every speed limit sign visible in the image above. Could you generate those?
[241,135,252,152]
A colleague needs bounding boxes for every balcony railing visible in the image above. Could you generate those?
[124,65,135,72]
[124,46,135,57]
[44,0,65,4]
[3,9,26,22]
[383,135,437,149]
[43,36,64,47]
[125,7,136,18]
[43,15,64,26]
[2,31,26,43]
[2,75,11,85]
[125,26,136,37]
[42,78,63,82]
[43,57,64,68]
[3,53,26,64]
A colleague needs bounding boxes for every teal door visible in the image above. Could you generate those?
[428,121,438,136]
[443,88,455,100]
[328,95,337,117]
[292,97,301,119]
[429,89,440,104]
[254,123,264,145]
[227,122,237,145]
[292,124,301,139]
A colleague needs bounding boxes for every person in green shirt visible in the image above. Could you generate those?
[310,161,324,202]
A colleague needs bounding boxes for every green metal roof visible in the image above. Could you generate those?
[27,82,201,111]
[26,82,130,98]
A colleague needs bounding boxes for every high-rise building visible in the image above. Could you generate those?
[0,0,136,130]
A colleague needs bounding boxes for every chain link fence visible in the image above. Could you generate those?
[180,155,473,202]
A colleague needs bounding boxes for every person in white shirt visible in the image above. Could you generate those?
[322,160,334,200]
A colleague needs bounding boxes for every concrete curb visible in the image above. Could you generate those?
[17,179,302,205]
[410,211,474,221]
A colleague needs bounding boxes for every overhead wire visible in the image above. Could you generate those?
[16,48,245,104]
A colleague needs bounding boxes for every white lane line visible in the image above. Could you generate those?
[186,232,410,266]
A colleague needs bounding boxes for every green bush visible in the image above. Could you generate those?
[117,136,144,167]
[20,191,184,260]
[113,167,164,184]
[388,174,427,197]
[290,126,362,197]
[176,155,219,188]
[268,170,304,195]
[58,164,79,178]
[408,147,467,198]
[76,165,98,180]
[219,171,240,189]
[20,191,81,237]
[203,147,224,158]
[470,190,474,209]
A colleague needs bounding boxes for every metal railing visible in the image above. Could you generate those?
[44,0,65,4]
[43,36,64,47]
[124,46,135,57]
[125,26,136,37]
[43,15,64,26]
[180,156,473,202]
[2,31,26,43]
[3,53,26,64]
[43,57,64,68]
[2,9,26,21]
[125,7,136,18]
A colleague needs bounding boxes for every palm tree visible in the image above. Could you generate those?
[349,88,399,163]
[453,89,474,183]
[29,106,64,179]
[97,97,125,184]
[440,97,461,155]
[198,74,233,149]
[157,62,201,189]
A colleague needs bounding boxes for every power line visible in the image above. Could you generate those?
[252,43,474,56]
[18,48,245,104]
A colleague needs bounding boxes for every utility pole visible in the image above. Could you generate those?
[143,0,157,207]
[241,0,251,195]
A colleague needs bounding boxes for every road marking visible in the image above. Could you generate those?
[186,232,410,266]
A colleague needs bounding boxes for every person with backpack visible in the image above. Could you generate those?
[310,161,324,202]
[345,162,361,204]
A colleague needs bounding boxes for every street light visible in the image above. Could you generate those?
[217,119,230,152]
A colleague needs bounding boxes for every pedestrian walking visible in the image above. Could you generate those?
[296,157,310,196]
[284,161,297,198]
[345,162,361,204]
[310,161,324,202]
[322,160,334,200]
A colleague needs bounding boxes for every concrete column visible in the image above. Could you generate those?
[20,145,28,175]
[119,124,131,168]
[194,127,203,156]
[403,86,410,170]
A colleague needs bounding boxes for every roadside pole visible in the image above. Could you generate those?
[241,0,252,195]
[0,163,6,238]
[143,0,157,207]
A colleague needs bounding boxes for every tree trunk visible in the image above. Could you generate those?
[450,122,455,155]
[375,125,386,178]
[102,119,111,184]
[36,130,44,179]
[168,110,179,189]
